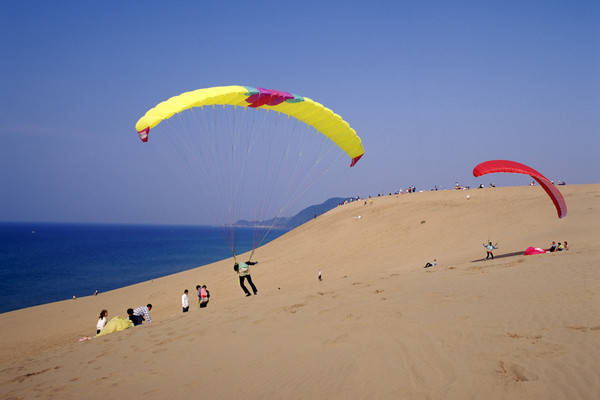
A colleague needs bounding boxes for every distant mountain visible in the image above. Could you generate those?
[234,197,351,229]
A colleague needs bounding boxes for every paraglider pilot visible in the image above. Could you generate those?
[234,261,258,296]
[484,242,498,260]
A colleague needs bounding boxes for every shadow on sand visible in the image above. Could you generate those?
[471,251,524,263]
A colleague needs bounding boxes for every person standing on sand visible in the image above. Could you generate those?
[96,310,108,334]
[196,285,202,307]
[484,242,498,260]
[133,304,152,323]
[199,285,210,308]
[234,261,258,296]
[182,289,189,313]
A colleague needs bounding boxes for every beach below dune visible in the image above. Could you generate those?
[1,184,600,399]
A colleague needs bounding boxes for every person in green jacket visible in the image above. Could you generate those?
[234,261,258,296]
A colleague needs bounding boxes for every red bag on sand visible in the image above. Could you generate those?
[524,247,546,255]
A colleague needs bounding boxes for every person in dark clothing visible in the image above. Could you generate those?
[127,308,144,326]
[234,261,258,296]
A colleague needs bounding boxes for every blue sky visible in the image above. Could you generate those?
[1,1,598,224]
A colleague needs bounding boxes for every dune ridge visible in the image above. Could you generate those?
[1,184,599,399]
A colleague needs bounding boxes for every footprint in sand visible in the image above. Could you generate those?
[506,332,542,341]
[496,361,538,382]
[10,367,54,383]
[317,291,334,296]
[374,289,384,294]
[567,325,600,332]
[323,333,349,344]
[344,313,361,321]
[284,303,305,314]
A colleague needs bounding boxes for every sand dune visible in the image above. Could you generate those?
[1,184,599,399]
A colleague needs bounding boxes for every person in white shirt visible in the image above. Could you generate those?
[96,309,108,334]
[133,304,152,323]
[182,289,189,313]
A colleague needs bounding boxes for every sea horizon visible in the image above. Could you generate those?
[0,221,288,314]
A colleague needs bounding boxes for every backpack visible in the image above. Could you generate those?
[238,263,249,274]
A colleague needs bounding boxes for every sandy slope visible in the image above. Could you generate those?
[1,184,599,399]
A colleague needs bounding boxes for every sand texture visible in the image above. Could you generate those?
[1,184,599,399]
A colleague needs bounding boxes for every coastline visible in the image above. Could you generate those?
[0,224,287,314]
[2,184,599,399]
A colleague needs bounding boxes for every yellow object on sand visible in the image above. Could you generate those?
[97,316,134,336]
[135,85,364,166]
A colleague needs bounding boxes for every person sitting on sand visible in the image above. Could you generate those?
[548,241,557,252]
[182,289,189,313]
[234,261,258,296]
[424,259,437,268]
[484,242,498,260]
[563,241,569,251]
[127,308,143,326]
[133,304,152,324]
[97,309,108,334]
[557,242,565,251]
[199,285,210,308]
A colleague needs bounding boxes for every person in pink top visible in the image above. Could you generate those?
[199,285,210,308]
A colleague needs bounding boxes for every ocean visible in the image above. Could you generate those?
[0,222,287,314]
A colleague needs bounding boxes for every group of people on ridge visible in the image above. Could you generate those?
[547,241,568,252]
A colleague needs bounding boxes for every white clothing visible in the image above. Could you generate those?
[96,317,107,331]
[182,293,189,308]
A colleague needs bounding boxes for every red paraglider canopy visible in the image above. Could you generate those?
[473,160,567,219]
[524,246,546,255]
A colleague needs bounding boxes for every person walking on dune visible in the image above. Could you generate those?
[234,260,258,296]
[484,242,498,260]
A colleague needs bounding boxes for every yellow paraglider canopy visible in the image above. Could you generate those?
[135,85,364,166]
[97,316,134,336]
